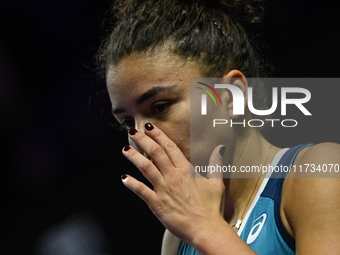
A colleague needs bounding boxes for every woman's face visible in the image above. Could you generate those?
[107,50,231,165]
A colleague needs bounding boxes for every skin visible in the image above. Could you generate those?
[107,48,340,255]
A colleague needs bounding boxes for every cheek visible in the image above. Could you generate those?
[159,101,226,165]
[173,119,191,158]
[189,103,229,166]
[158,105,191,158]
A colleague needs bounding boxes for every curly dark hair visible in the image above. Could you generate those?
[97,0,264,78]
[96,0,273,126]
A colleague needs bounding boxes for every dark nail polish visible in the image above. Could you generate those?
[123,145,131,151]
[219,146,226,157]
[129,128,137,135]
[121,174,127,180]
[145,122,154,131]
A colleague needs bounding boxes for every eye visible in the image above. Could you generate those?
[153,102,170,114]
[121,119,135,130]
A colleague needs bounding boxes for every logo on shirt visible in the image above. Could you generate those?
[246,213,267,244]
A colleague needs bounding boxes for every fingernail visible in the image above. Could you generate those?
[145,122,154,131]
[219,146,226,157]
[129,128,138,135]
[123,145,131,151]
[121,174,127,180]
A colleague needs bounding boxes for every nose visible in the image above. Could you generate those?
[135,119,146,133]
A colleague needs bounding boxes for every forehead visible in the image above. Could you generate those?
[106,50,202,103]
[107,51,174,87]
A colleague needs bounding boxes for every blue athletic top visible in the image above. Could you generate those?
[178,143,314,255]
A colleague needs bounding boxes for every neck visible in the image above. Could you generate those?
[222,126,281,226]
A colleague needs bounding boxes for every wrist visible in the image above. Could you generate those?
[190,216,229,253]
[189,217,256,255]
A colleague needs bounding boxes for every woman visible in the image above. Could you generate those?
[97,0,340,254]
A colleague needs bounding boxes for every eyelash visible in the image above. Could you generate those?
[120,102,171,131]
[152,102,171,114]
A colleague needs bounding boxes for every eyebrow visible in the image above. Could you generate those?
[112,84,178,115]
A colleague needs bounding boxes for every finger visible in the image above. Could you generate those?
[128,127,180,176]
[122,145,164,187]
[143,123,188,169]
[121,174,158,206]
[206,145,226,182]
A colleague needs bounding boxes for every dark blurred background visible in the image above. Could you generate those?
[1,0,339,254]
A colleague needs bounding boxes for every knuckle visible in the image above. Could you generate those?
[150,200,165,216]
[170,171,182,185]
[141,160,154,174]
[164,142,178,152]
[135,183,145,196]
[149,144,164,158]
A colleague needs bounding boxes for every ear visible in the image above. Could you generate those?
[223,70,248,119]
